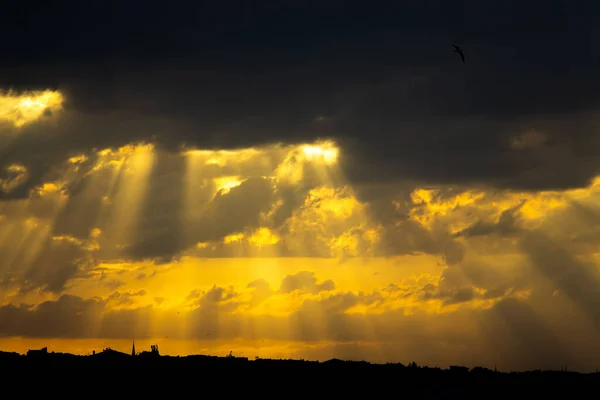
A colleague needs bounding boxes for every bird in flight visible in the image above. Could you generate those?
[452,44,465,64]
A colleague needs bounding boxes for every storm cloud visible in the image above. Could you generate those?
[2,1,600,197]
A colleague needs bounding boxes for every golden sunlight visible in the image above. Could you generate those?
[94,143,155,250]
[6,136,600,371]
[301,141,339,165]
[0,164,28,194]
[408,179,600,236]
[213,176,243,194]
[0,90,64,128]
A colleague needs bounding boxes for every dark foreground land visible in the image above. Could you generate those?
[2,347,599,397]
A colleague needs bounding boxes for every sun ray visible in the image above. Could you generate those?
[0,137,533,365]
[97,143,155,256]
[0,176,69,301]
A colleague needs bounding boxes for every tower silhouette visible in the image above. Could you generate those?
[131,340,135,357]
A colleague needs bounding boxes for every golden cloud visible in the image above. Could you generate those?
[0,90,63,128]
[0,164,28,194]
[2,136,600,371]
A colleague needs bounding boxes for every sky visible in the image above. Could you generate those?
[1,1,600,371]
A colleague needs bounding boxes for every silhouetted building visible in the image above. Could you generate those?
[27,347,48,357]
[96,347,129,358]
[131,341,135,356]
[138,344,160,358]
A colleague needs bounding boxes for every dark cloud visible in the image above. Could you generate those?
[454,203,524,238]
[377,219,466,264]
[0,295,105,338]
[2,1,600,196]
[107,289,147,306]
[521,232,600,328]
[279,271,335,294]
[440,257,531,297]
[0,226,94,294]
[481,298,574,370]
[124,175,275,261]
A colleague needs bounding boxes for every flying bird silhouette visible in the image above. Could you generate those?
[452,44,465,64]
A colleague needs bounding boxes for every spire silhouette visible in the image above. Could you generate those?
[131,340,135,357]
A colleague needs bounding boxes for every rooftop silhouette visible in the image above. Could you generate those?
[2,344,598,397]
[2,344,598,376]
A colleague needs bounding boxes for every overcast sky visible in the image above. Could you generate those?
[3,1,600,192]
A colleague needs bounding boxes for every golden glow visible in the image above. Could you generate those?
[64,256,446,313]
[31,182,65,197]
[410,188,485,231]
[213,176,243,194]
[90,143,155,174]
[248,227,280,247]
[99,143,155,249]
[184,147,262,166]
[224,233,245,244]
[0,164,28,193]
[68,155,88,164]
[408,184,589,234]
[307,186,364,219]
[6,136,600,371]
[0,90,64,128]
[273,140,340,184]
[90,228,102,238]
[283,185,381,258]
[301,141,339,165]
[96,143,155,160]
